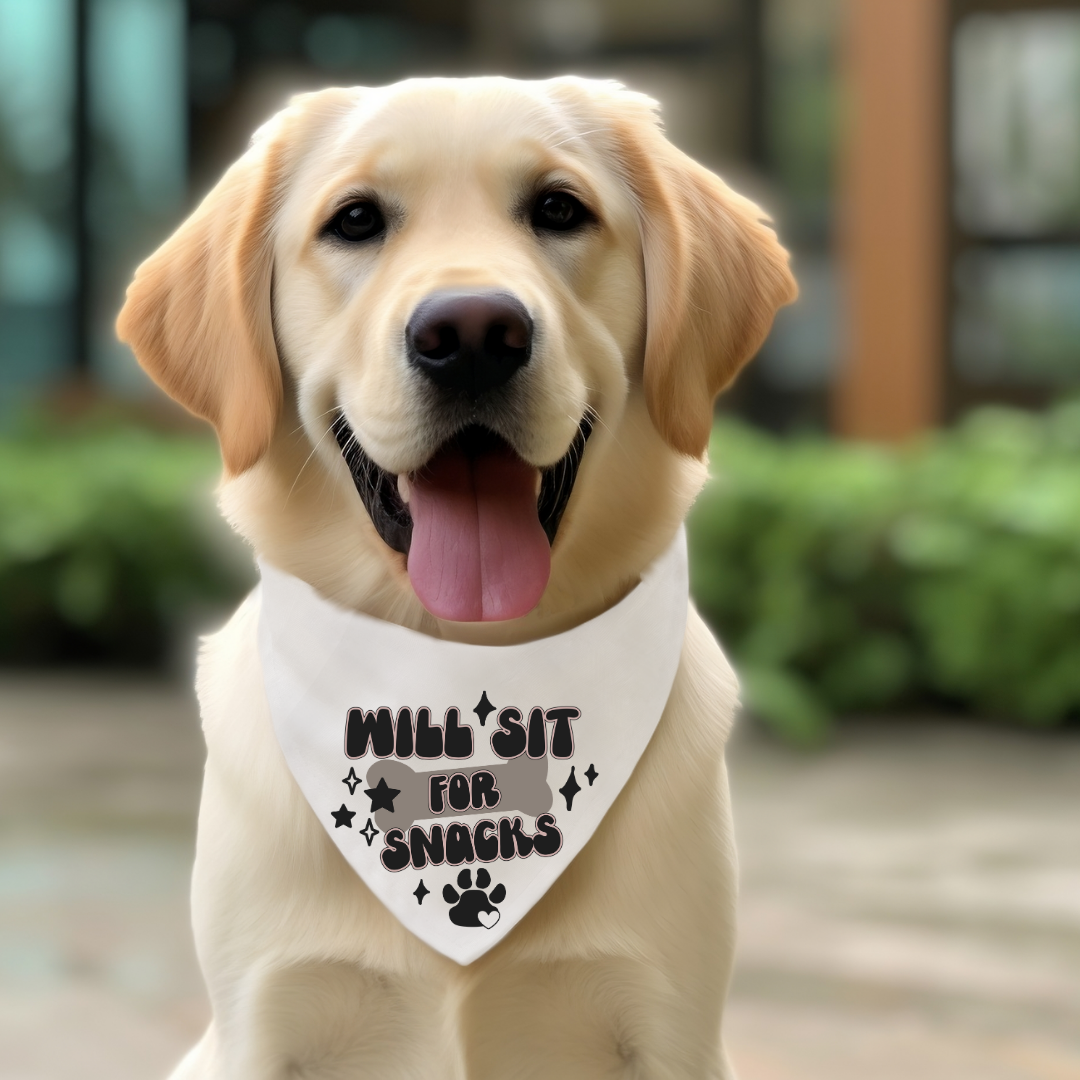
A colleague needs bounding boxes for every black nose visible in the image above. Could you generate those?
[406,289,533,399]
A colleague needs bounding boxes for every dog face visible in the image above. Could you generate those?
[270,81,648,622]
[274,79,643,477]
[118,77,795,633]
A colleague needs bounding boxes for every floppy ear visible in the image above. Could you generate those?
[608,97,798,457]
[116,120,290,475]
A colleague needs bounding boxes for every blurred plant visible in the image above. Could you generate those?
[689,402,1080,744]
[6,404,1080,742]
[0,418,251,666]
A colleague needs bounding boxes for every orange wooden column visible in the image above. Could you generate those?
[833,0,948,440]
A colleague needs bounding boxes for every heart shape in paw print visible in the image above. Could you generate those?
[442,867,506,928]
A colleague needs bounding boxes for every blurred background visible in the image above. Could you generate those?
[0,1,1078,1078]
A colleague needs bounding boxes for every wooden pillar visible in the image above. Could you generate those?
[834,0,948,440]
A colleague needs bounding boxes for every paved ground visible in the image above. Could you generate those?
[725,721,1080,1080]
[1,673,1078,1080]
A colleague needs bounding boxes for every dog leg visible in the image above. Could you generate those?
[207,961,461,1080]
[458,956,734,1080]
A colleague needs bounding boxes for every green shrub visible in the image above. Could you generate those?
[0,420,251,665]
[5,406,1080,742]
[689,402,1080,742]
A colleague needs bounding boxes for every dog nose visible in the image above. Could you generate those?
[406,289,533,398]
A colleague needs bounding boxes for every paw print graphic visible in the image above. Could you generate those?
[442,868,506,928]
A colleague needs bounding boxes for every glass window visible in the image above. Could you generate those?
[954,12,1080,236]
[89,0,186,390]
[951,9,1080,400]
[0,0,186,416]
[954,248,1080,385]
[0,0,75,416]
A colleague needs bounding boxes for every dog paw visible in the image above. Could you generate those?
[442,868,506,928]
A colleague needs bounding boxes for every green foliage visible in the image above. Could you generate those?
[6,404,1080,738]
[0,420,251,666]
[689,403,1080,741]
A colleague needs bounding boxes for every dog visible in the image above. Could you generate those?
[118,76,795,1080]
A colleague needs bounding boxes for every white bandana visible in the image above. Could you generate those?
[257,531,688,965]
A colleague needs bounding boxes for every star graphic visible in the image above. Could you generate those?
[559,766,582,811]
[364,776,401,813]
[359,818,380,846]
[342,767,362,794]
[473,691,496,726]
[584,763,599,786]
[413,880,430,905]
[331,804,355,828]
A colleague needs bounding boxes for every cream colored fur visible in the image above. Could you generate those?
[117,77,795,1079]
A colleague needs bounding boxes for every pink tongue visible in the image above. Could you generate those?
[407,445,550,622]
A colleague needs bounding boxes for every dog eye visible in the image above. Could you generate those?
[331,201,385,242]
[531,191,591,232]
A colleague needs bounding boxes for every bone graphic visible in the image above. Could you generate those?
[365,756,552,833]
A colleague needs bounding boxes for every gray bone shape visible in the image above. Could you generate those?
[366,756,552,832]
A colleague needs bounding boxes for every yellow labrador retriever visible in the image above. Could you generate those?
[118,77,794,1080]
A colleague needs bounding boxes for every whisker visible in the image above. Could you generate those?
[550,126,610,149]
[285,421,337,505]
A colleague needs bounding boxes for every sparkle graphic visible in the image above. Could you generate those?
[413,880,430,905]
[342,767,362,794]
[584,763,599,786]
[331,804,356,828]
[473,691,496,726]
[358,818,380,846]
[559,766,582,811]
[364,776,401,813]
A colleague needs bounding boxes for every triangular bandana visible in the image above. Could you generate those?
[257,530,688,965]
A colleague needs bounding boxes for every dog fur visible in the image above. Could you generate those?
[117,76,795,1080]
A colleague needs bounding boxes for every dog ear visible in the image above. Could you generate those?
[116,118,290,475]
[606,94,798,457]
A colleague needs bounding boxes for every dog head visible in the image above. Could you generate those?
[117,77,795,635]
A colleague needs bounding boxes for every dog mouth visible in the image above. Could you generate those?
[332,415,592,622]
